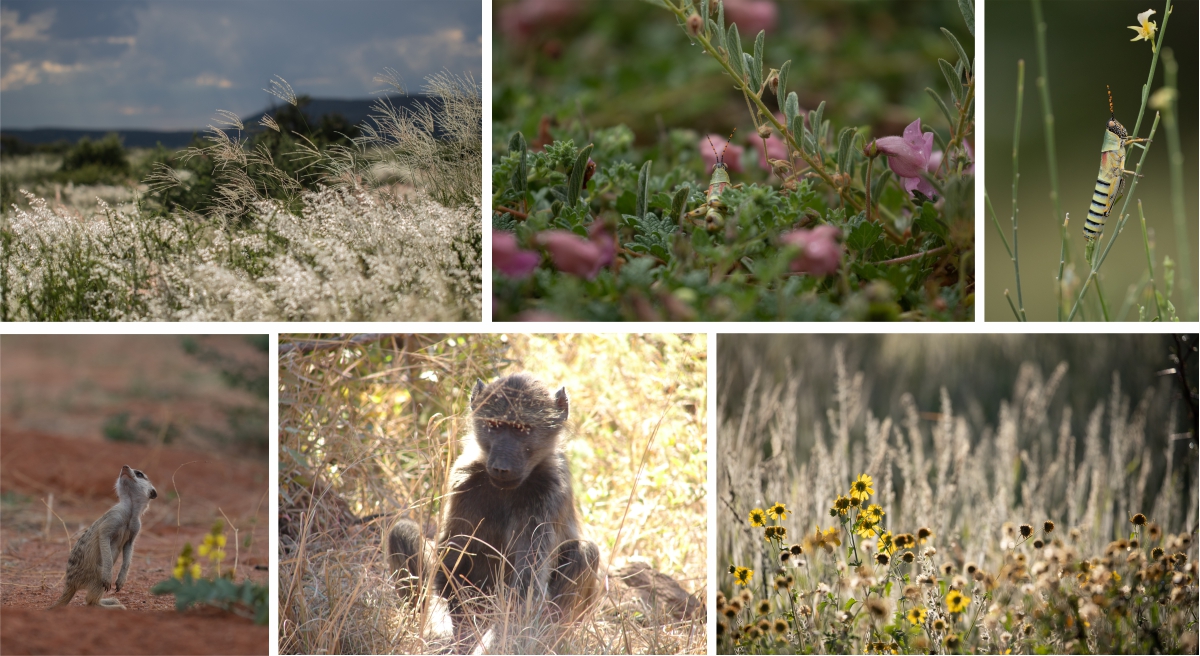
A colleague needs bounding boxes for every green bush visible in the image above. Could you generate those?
[59,133,130,182]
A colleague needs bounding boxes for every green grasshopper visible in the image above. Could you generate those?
[687,129,740,232]
[1083,86,1150,249]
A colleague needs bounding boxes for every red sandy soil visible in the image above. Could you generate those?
[0,336,269,655]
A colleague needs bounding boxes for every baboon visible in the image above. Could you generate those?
[387,373,600,636]
[49,465,158,609]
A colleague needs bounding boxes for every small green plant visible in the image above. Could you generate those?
[152,520,267,625]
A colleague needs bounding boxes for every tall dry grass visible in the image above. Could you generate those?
[717,335,1198,654]
[279,333,708,654]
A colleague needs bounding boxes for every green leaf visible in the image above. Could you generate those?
[915,199,948,241]
[926,88,956,129]
[567,143,594,207]
[635,160,652,219]
[777,60,791,108]
[941,28,971,75]
[709,18,725,52]
[727,23,743,81]
[671,185,691,223]
[784,92,800,134]
[938,58,962,106]
[509,131,528,197]
[742,53,756,89]
[813,101,826,143]
[791,115,805,153]
[958,0,974,36]
[752,30,765,90]
[837,127,856,174]
[847,220,884,252]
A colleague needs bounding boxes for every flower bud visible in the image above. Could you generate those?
[686,13,703,37]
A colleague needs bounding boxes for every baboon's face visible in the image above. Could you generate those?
[471,375,568,490]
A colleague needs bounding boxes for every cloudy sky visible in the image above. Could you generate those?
[0,0,482,129]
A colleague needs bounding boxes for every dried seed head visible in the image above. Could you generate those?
[686,13,703,36]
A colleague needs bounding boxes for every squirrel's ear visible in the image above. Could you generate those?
[470,379,486,407]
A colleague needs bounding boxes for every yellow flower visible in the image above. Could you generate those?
[850,474,874,501]
[190,563,202,579]
[216,534,228,548]
[907,607,927,625]
[864,504,885,522]
[198,542,211,557]
[946,589,969,614]
[748,508,766,527]
[877,531,896,556]
[822,526,841,547]
[733,566,754,586]
[832,495,851,516]
[855,521,878,539]
[768,502,789,521]
[1128,9,1157,49]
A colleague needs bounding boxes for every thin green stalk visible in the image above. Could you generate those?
[1094,279,1111,321]
[1160,48,1192,319]
[1138,200,1165,320]
[1068,114,1161,321]
[1010,60,1027,321]
[1031,0,1066,321]
[986,191,1012,258]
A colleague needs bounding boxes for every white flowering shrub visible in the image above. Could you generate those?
[1,187,480,321]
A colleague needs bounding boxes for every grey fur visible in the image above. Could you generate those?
[49,465,157,609]
[387,373,600,637]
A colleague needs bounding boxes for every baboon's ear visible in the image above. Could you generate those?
[554,386,569,420]
[470,379,486,407]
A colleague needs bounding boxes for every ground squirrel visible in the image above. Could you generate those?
[49,465,158,609]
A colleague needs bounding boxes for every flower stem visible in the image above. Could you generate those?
[1160,48,1192,319]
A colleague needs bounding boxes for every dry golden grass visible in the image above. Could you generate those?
[278,333,707,654]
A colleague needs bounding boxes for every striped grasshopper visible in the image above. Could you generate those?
[1083,86,1150,257]
[687,129,740,232]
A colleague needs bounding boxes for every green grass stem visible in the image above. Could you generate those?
[1030,0,1066,321]
[1009,60,1027,321]
[1160,48,1192,319]
[1138,200,1165,321]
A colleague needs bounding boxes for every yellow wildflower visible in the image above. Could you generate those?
[748,508,766,527]
[850,474,874,501]
[768,502,789,521]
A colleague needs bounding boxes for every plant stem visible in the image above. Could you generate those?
[1009,60,1027,321]
[1031,0,1066,321]
[1161,48,1192,319]
[874,245,949,266]
[1067,114,1162,321]
[985,191,1012,258]
[1138,200,1165,320]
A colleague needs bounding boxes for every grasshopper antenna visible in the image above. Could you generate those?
[706,127,737,170]
[1107,84,1115,119]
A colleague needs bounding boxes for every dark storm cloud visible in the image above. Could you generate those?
[0,0,482,129]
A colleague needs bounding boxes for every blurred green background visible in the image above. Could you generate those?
[494,0,974,176]
[984,0,1198,322]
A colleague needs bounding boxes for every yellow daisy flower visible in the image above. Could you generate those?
[946,589,969,614]
[906,607,927,625]
[748,508,766,527]
[850,473,874,501]
[768,502,789,521]
[733,566,754,586]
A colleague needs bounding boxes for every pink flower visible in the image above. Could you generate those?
[493,230,540,278]
[724,0,779,34]
[537,222,615,279]
[699,134,744,174]
[498,0,578,42]
[780,225,842,276]
[873,118,936,199]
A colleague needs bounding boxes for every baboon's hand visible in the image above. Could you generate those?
[115,577,124,592]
